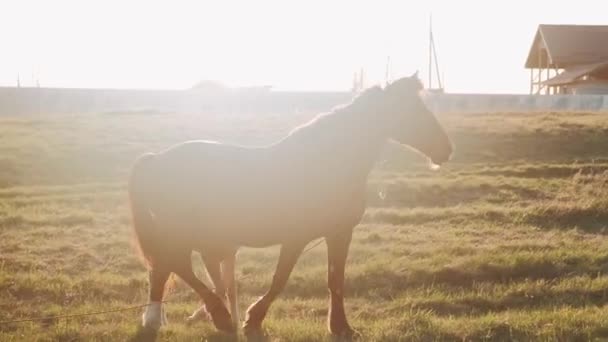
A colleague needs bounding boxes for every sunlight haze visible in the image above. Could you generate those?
[2,0,606,93]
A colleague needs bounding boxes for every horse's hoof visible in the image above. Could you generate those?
[141,302,166,331]
[185,314,200,325]
[330,327,361,341]
[141,319,162,331]
[243,299,268,337]
[186,307,209,325]
[242,321,263,338]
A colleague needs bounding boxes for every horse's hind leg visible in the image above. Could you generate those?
[142,266,170,330]
[188,251,240,328]
[173,253,235,333]
[187,253,225,323]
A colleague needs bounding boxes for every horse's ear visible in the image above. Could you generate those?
[410,70,419,79]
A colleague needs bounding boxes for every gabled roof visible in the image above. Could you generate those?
[525,25,608,69]
[542,61,608,86]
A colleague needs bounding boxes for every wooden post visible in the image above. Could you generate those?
[537,67,542,94]
[530,68,533,94]
[537,46,543,94]
[548,67,552,95]
[555,67,560,95]
[548,69,551,95]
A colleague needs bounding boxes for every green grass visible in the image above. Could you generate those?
[3,110,608,341]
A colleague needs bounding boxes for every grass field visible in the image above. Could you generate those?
[3,110,608,341]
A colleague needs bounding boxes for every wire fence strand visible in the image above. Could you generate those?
[0,301,170,326]
[0,238,326,326]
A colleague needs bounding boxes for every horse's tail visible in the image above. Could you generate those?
[129,152,159,269]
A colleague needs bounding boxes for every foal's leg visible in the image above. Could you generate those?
[326,230,355,336]
[243,243,305,335]
[142,266,170,330]
[173,254,235,332]
[222,252,239,328]
[187,254,225,323]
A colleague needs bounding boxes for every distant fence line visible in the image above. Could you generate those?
[0,87,353,116]
[425,93,608,113]
[1,87,607,115]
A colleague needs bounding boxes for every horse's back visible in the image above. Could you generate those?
[142,141,274,230]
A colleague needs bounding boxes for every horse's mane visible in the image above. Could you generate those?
[286,86,383,139]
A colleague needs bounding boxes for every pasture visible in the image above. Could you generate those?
[3,109,608,341]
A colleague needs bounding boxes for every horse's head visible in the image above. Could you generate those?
[379,72,453,167]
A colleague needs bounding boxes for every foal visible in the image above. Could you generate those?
[130,73,452,336]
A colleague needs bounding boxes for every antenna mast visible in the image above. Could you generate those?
[385,56,391,85]
[428,14,433,89]
[428,14,444,91]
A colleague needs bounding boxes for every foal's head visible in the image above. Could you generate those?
[376,73,453,166]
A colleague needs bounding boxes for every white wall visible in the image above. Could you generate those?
[572,83,608,95]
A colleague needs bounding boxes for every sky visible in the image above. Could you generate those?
[1,0,606,93]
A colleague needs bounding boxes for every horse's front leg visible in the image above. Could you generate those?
[221,252,240,328]
[326,229,355,337]
[243,242,306,335]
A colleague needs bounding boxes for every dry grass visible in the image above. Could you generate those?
[3,110,608,341]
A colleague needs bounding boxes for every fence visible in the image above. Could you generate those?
[0,87,352,116]
[425,93,608,113]
[2,87,608,116]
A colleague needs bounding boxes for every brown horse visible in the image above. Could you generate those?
[130,73,452,336]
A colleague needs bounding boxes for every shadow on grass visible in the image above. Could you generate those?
[457,163,608,179]
[275,255,608,303]
[365,181,550,208]
[129,325,239,342]
[395,286,608,317]
[365,202,608,235]
[244,331,270,342]
[129,326,158,342]
[522,207,608,234]
[244,330,358,342]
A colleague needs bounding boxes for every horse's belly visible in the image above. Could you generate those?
[195,194,365,247]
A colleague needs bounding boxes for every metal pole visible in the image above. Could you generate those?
[428,14,433,89]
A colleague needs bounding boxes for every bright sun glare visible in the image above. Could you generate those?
[1,0,606,93]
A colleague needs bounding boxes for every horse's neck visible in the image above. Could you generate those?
[278,111,386,181]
